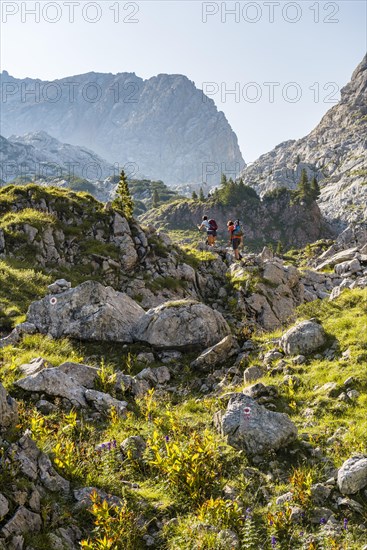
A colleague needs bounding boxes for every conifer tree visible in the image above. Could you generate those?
[295,168,312,203]
[113,169,134,219]
[152,189,160,208]
[220,173,228,187]
[192,190,198,200]
[310,176,321,200]
[199,187,205,201]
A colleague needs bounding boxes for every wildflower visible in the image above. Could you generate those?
[165,435,170,442]
[320,517,327,525]
[96,440,116,453]
[245,507,252,519]
[343,518,348,530]
[271,535,277,548]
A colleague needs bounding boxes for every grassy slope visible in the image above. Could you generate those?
[0,185,365,548]
[0,286,366,549]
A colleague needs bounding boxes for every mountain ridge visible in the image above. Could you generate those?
[0,70,245,185]
[240,54,367,229]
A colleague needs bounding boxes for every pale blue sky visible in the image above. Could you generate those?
[1,1,366,162]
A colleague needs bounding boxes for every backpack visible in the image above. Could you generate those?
[232,220,243,237]
[208,219,218,231]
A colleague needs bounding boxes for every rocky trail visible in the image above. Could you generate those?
[0,184,367,549]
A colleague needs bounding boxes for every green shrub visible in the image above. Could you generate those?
[146,429,222,505]
[80,491,144,549]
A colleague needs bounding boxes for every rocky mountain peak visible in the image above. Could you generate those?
[1,71,245,185]
[240,55,367,229]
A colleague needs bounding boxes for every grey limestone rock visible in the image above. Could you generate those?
[27,280,145,343]
[214,394,297,455]
[281,320,327,356]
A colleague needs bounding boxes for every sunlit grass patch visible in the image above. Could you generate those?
[0,333,83,388]
[0,208,57,231]
[0,260,52,330]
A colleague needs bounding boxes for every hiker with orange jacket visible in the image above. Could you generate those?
[227,219,243,260]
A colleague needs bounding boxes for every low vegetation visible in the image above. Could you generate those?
[1,280,366,548]
[0,183,365,548]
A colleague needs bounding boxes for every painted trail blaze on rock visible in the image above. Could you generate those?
[214,394,297,456]
[26,280,145,342]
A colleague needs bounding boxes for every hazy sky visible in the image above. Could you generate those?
[1,0,366,162]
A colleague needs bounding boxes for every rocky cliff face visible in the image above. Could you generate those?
[0,132,114,182]
[141,189,333,250]
[240,55,367,228]
[0,71,244,185]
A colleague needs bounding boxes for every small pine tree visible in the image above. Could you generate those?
[295,168,312,203]
[199,187,205,202]
[310,176,320,200]
[220,173,228,187]
[152,189,160,208]
[192,190,198,200]
[113,170,134,219]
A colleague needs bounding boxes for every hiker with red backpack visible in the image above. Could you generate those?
[197,215,218,246]
[227,219,243,260]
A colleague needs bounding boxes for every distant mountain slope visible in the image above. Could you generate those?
[140,188,333,250]
[0,71,245,185]
[240,55,367,228]
[0,131,114,182]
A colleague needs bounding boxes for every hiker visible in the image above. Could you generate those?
[197,216,217,246]
[227,219,243,260]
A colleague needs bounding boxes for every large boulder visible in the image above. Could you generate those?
[27,280,145,342]
[15,368,88,408]
[135,300,230,350]
[334,258,361,275]
[1,506,41,539]
[280,320,327,356]
[316,247,359,271]
[214,394,297,456]
[190,335,239,370]
[0,382,18,432]
[337,456,367,494]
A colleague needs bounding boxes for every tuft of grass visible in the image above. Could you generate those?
[0,333,83,388]
[180,245,217,269]
[0,260,52,330]
[0,208,57,231]
[146,275,187,293]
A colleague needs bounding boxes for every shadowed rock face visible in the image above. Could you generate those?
[0,382,18,431]
[239,55,367,227]
[0,71,244,185]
